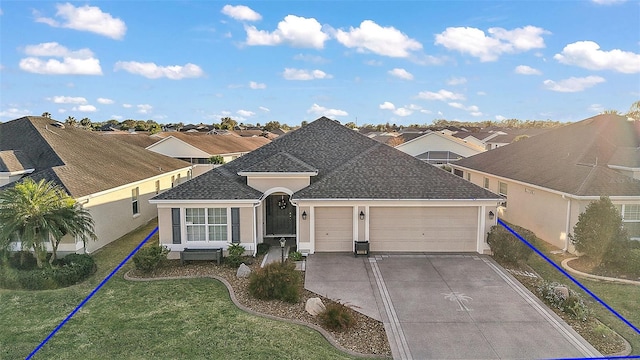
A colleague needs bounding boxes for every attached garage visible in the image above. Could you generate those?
[369,207,478,252]
[315,207,353,252]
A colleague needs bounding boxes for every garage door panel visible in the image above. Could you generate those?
[315,207,353,252]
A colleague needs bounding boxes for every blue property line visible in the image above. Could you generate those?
[497,219,640,336]
[26,226,158,360]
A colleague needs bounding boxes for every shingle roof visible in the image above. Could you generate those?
[454,114,640,196]
[241,152,317,173]
[0,116,190,198]
[150,131,271,155]
[610,147,640,168]
[153,117,502,201]
[0,150,34,172]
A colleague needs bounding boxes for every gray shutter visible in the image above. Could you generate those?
[231,208,240,243]
[171,208,181,244]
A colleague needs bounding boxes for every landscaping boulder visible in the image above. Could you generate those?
[236,263,252,278]
[305,297,326,316]
[554,285,569,300]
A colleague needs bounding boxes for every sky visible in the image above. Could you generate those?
[1,1,639,126]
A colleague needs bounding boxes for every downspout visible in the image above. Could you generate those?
[563,194,571,252]
[290,198,300,250]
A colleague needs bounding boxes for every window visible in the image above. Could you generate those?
[499,182,508,196]
[155,180,160,194]
[185,208,228,242]
[453,169,463,177]
[622,204,640,240]
[484,177,489,189]
[132,187,139,215]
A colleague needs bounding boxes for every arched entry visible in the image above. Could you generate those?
[265,193,296,235]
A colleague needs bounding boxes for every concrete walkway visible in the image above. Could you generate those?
[305,253,601,360]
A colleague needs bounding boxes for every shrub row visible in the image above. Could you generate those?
[248,261,300,303]
[133,244,169,273]
[486,223,538,265]
[0,253,96,290]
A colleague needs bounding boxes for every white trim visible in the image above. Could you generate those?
[151,199,259,205]
[260,187,294,198]
[309,206,315,254]
[0,168,35,176]
[608,164,640,172]
[294,198,501,202]
[238,171,318,177]
[478,206,485,253]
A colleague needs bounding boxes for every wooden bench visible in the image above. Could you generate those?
[180,248,223,265]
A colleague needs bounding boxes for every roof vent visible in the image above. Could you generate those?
[51,122,65,129]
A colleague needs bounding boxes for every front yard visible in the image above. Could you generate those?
[0,221,374,359]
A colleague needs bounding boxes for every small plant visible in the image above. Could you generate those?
[248,261,301,303]
[256,243,271,256]
[486,223,536,265]
[133,244,169,273]
[208,155,225,164]
[289,251,303,261]
[225,243,246,268]
[318,302,357,331]
[536,281,590,321]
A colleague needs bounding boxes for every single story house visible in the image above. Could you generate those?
[451,114,640,251]
[395,130,486,165]
[150,117,502,257]
[0,116,192,254]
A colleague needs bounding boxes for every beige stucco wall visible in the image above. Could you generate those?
[396,133,483,158]
[246,176,311,193]
[148,137,210,159]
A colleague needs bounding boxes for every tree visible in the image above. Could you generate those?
[570,196,628,265]
[220,117,237,130]
[626,100,640,121]
[41,112,52,119]
[0,179,96,268]
[65,116,77,127]
[344,122,357,129]
[300,121,308,127]
[263,121,281,132]
[208,155,225,164]
[80,117,92,128]
[601,109,621,115]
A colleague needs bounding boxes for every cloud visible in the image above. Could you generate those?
[393,108,413,117]
[20,42,102,75]
[514,65,542,75]
[0,107,31,118]
[249,81,266,89]
[435,26,549,62]
[495,115,506,121]
[24,42,94,58]
[237,109,255,117]
[446,77,467,85]
[388,68,414,80]
[554,41,640,73]
[447,102,482,116]
[282,68,332,80]
[259,106,270,112]
[293,53,329,63]
[221,4,261,21]
[334,20,422,58]
[34,3,126,40]
[97,97,114,104]
[417,89,465,101]
[137,104,152,114]
[365,59,383,66]
[245,15,328,49]
[379,101,395,110]
[72,104,97,112]
[543,76,605,92]
[114,61,204,79]
[588,104,605,113]
[111,115,123,120]
[122,103,132,108]
[591,0,626,4]
[307,103,348,117]
[48,96,87,104]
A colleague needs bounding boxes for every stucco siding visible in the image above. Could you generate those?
[246,176,311,193]
[396,133,483,158]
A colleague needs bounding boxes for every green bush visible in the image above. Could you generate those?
[8,251,38,270]
[602,244,640,277]
[133,244,169,273]
[289,251,303,261]
[536,281,590,321]
[0,253,96,290]
[486,224,536,265]
[318,302,357,331]
[248,262,301,303]
[256,243,271,256]
[225,243,246,268]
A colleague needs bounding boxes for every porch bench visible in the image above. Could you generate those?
[180,248,223,265]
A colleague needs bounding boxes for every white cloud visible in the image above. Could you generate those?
[446,77,467,85]
[259,106,270,112]
[221,5,261,21]
[24,42,94,58]
[293,53,328,63]
[249,81,266,89]
[407,104,422,110]
[137,104,152,114]
[237,109,255,117]
[393,108,413,117]
[72,104,97,112]
[20,42,102,75]
[122,103,132,108]
[554,41,640,73]
[514,65,542,75]
[49,96,87,104]
[114,61,204,80]
[111,115,123,120]
[34,3,126,40]
[97,97,114,104]
[379,101,395,110]
[307,103,348,117]
[447,102,482,116]
[388,68,414,80]
[0,107,31,118]
[57,109,66,114]
[591,0,627,4]
[495,115,506,121]
[245,15,328,49]
[364,59,383,66]
[417,89,465,101]
[588,104,605,113]
[477,91,487,96]
[334,20,422,58]
[282,68,332,80]
[435,26,549,62]
[543,76,605,92]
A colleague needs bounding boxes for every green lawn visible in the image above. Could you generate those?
[0,221,370,359]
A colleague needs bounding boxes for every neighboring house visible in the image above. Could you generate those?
[395,131,486,165]
[451,114,640,251]
[0,116,192,254]
[150,117,502,258]
[452,131,503,149]
[484,128,551,150]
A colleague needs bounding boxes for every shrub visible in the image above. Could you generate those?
[602,244,640,277]
[289,251,303,261]
[486,224,536,265]
[0,253,95,290]
[133,244,169,273]
[8,251,38,270]
[256,243,271,256]
[225,243,246,268]
[536,281,590,321]
[248,262,301,303]
[318,302,357,331]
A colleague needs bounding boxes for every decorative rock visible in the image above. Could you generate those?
[236,263,251,278]
[554,285,569,299]
[305,297,326,316]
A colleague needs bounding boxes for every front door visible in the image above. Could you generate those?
[265,194,296,235]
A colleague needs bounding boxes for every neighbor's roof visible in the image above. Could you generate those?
[453,114,640,196]
[149,131,271,155]
[153,117,501,201]
[0,116,190,198]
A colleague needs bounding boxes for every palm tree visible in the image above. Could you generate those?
[41,112,52,119]
[0,179,96,268]
[627,100,640,121]
[65,116,77,127]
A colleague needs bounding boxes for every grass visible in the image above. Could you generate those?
[525,241,640,354]
[0,220,371,359]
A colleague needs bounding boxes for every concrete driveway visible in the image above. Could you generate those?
[305,253,601,360]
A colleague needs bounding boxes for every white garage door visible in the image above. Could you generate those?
[315,207,353,252]
[369,207,478,252]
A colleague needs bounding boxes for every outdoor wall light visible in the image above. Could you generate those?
[302,211,307,220]
[280,237,286,263]
[359,210,365,220]
[488,211,495,220]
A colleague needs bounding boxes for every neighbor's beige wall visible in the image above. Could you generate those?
[246,176,310,193]
[396,134,482,158]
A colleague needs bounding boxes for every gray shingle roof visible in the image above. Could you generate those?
[241,152,317,173]
[0,150,34,172]
[153,117,502,201]
[454,114,640,196]
[0,116,190,198]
